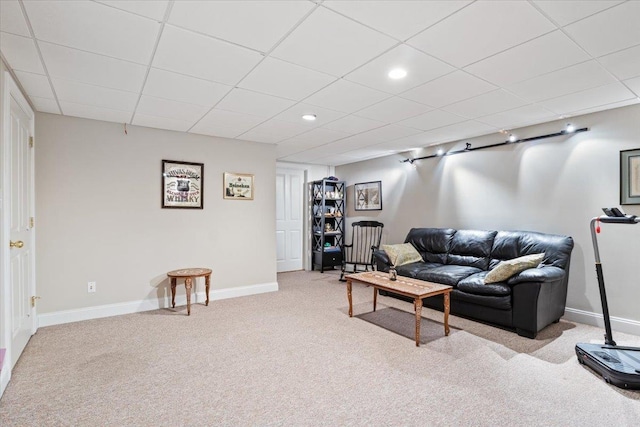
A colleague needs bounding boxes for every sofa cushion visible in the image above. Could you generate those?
[452,289,512,310]
[381,243,423,267]
[396,262,442,278]
[485,253,544,284]
[404,228,455,264]
[446,229,497,270]
[416,265,481,286]
[489,231,522,269]
[457,272,511,296]
[518,232,573,269]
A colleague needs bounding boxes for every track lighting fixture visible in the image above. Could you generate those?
[402,125,589,164]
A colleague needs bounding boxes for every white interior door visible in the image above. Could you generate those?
[276,168,304,272]
[2,73,36,387]
[8,97,35,367]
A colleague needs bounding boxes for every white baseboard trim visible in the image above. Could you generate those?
[564,307,640,337]
[0,363,10,399]
[38,281,279,328]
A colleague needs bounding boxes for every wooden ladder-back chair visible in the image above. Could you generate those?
[340,220,384,281]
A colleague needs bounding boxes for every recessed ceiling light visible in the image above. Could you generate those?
[437,148,444,156]
[566,123,575,133]
[302,114,316,121]
[508,134,517,142]
[388,68,407,80]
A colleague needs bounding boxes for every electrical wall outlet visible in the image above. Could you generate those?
[88,281,96,293]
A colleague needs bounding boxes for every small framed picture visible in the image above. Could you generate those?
[621,148,640,205]
[223,172,254,200]
[162,160,204,209]
[354,181,382,211]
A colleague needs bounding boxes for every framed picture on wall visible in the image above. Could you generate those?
[161,160,204,209]
[621,148,640,205]
[354,181,382,211]
[223,172,254,200]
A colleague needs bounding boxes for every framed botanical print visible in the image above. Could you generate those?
[621,148,640,205]
[354,181,382,211]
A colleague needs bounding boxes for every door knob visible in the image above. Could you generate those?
[9,240,24,248]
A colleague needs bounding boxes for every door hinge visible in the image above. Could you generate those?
[29,136,34,148]
[30,217,35,228]
[31,296,41,308]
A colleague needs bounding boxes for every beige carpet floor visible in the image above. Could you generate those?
[1,270,639,426]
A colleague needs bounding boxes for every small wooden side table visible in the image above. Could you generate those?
[167,268,212,316]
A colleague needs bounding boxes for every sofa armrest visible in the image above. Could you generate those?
[507,266,565,285]
[372,249,391,272]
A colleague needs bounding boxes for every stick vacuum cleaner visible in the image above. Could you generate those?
[575,208,640,389]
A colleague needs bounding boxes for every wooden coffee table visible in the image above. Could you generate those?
[167,268,212,316]
[344,271,452,347]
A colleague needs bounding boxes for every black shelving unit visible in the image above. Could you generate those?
[310,179,346,272]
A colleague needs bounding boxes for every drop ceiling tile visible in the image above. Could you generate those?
[303,79,390,113]
[143,68,232,107]
[625,76,640,97]
[532,1,624,26]
[190,109,266,139]
[40,42,147,92]
[442,90,528,119]
[0,32,44,74]
[322,115,385,134]
[398,109,467,131]
[96,1,169,21]
[324,1,471,41]
[507,61,616,102]
[281,127,350,147]
[169,1,313,52]
[465,31,590,87]
[477,105,557,129]
[0,0,30,37]
[355,97,432,123]
[136,95,210,123]
[567,98,640,117]
[271,6,397,76]
[14,71,53,99]
[23,1,160,64]
[407,1,555,68]
[333,124,421,150]
[30,96,60,114]
[273,103,347,127]
[400,71,496,108]
[345,44,454,94]
[60,101,132,124]
[238,119,313,144]
[216,88,295,118]
[540,82,636,114]
[566,1,640,56]
[238,57,335,101]
[598,45,640,80]
[132,113,192,133]
[417,121,498,146]
[52,78,139,112]
[153,25,263,85]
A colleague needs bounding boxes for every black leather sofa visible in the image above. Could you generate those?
[373,228,574,338]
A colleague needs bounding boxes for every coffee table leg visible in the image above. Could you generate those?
[347,280,353,317]
[205,274,210,306]
[443,291,450,336]
[415,297,422,347]
[171,278,177,308]
[373,287,377,312]
[185,277,192,316]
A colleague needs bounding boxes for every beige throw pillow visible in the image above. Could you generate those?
[484,253,544,284]
[382,243,423,267]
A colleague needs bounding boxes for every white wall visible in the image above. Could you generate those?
[35,113,277,318]
[337,104,640,332]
